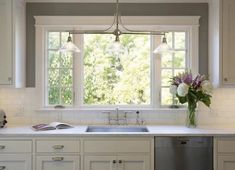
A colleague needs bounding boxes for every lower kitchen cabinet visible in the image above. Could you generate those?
[118,155,150,170]
[0,137,153,170]
[0,154,31,170]
[218,155,235,170]
[84,156,117,170]
[84,155,150,170]
[36,155,80,170]
[215,137,235,170]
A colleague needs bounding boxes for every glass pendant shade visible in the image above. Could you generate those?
[59,35,80,53]
[153,37,173,54]
[107,40,125,56]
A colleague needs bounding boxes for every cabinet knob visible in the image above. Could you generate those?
[119,160,122,164]
[8,77,12,82]
[224,78,228,82]
[52,157,64,161]
[113,160,116,164]
[52,145,64,150]
[0,145,5,150]
[0,166,6,170]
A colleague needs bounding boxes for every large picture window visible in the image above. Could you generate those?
[46,31,188,107]
[83,34,151,105]
[35,16,199,109]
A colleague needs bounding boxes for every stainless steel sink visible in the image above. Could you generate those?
[86,126,149,132]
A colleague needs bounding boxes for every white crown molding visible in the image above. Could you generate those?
[27,0,208,3]
[34,16,200,27]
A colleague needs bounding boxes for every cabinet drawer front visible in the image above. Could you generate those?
[84,139,151,153]
[36,155,79,170]
[0,140,32,153]
[218,138,235,153]
[36,140,80,153]
[0,154,31,170]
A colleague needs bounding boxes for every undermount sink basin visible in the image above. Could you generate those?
[86,126,149,132]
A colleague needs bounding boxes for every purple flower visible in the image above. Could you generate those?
[172,76,182,86]
[182,72,193,85]
[192,74,207,90]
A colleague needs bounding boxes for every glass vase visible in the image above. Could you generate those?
[186,102,197,128]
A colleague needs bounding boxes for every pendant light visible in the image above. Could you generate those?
[153,34,174,54]
[59,33,80,53]
[60,0,171,55]
[107,27,125,55]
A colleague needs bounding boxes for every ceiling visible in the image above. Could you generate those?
[26,0,209,3]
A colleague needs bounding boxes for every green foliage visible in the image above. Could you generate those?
[176,87,212,108]
[176,94,187,104]
[83,34,150,105]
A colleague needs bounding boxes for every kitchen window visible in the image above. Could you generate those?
[46,32,74,106]
[35,16,199,109]
[160,32,188,106]
[45,31,188,108]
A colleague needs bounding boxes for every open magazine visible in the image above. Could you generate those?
[32,122,73,131]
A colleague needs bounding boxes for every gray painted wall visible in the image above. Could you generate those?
[26,3,208,87]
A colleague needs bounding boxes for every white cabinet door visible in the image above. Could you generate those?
[84,156,117,170]
[0,154,31,170]
[36,155,79,170]
[117,155,150,170]
[218,155,235,170]
[222,0,235,85]
[0,0,13,85]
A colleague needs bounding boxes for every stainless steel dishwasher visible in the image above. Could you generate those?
[154,137,213,170]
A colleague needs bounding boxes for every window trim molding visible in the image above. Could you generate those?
[35,15,200,109]
[34,16,200,27]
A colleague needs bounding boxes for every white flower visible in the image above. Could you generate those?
[169,85,177,95]
[177,83,189,97]
[201,80,213,94]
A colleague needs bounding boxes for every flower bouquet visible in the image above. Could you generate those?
[170,72,212,127]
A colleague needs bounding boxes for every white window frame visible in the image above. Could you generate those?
[45,31,76,107]
[154,29,190,107]
[35,16,200,110]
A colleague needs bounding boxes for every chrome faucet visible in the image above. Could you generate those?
[103,108,131,125]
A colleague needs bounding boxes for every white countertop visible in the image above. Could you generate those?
[0,125,235,137]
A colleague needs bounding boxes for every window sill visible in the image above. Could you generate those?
[35,107,187,113]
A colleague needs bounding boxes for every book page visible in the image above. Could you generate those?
[49,122,73,129]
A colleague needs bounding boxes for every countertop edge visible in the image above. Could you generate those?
[1,125,235,137]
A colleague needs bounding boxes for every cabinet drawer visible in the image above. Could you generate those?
[36,140,80,153]
[0,154,31,170]
[36,155,80,170]
[84,139,151,153]
[0,140,32,153]
[218,138,235,153]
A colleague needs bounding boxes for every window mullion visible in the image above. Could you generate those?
[153,35,162,107]
[73,34,83,107]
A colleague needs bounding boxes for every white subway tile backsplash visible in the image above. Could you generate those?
[0,87,235,127]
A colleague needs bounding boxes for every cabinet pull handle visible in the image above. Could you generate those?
[52,157,64,161]
[0,146,5,150]
[0,166,6,170]
[119,160,122,164]
[113,160,116,164]
[52,145,64,149]
[224,78,228,82]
